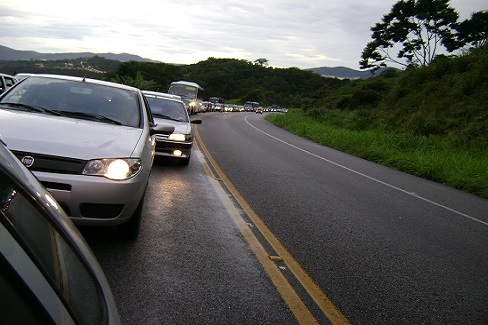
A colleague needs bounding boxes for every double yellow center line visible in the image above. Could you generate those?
[194,123,350,325]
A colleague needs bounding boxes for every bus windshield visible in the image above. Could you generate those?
[168,84,197,99]
[168,81,203,115]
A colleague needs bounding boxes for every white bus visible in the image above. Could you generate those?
[168,81,204,115]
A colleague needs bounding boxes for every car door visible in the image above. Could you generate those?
[0,152,120,324]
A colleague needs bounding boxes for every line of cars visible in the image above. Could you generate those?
[200,99,287,114]
[0,73,206,323]
[0,74,202,238]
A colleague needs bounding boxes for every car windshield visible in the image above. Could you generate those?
[146,97,189,122]
[0,77,141,127]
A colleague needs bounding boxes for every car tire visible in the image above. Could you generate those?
[117,191,145,239]
[179,155,190,166]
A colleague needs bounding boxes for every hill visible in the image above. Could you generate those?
[305,44,488,149]
[0,45,155,62]
[306,66,397,79]
[1,44,392,79]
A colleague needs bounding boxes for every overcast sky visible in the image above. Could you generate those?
[1,0,486,69]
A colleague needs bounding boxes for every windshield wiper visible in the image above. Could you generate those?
[152,113,183,122]
[0,102,62,116]
[55,111,123,125]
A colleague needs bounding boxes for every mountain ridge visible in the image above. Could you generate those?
[0,44,388,79]
[305,66,394,79]
[0,44,155,63]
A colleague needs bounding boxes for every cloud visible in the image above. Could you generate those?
[0,0,486,69]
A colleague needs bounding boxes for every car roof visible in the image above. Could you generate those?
[30,74,140,92]
[142,90,184,102]
[0,73,17,80]
[170,81,202,89]
[14,73,36,80]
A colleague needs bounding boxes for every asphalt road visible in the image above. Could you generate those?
[81,147,297,324]
[84,111,488,324]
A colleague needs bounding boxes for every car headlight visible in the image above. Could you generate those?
[83,158,142,180]
[168,133,188,142]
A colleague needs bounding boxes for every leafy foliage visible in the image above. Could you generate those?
[454,10,488,48]
[360,0,461,70]
[106,57,330,108]
[313,43,488,150]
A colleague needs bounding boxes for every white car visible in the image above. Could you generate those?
[0,74,174,239]
[143,90,202,165]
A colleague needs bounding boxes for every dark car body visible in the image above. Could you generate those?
[0,135,120,324]
[143,90,202,165]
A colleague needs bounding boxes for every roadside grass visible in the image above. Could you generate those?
[266,110,488,199]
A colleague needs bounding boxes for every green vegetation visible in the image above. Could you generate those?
[360,0,487,70]
[1,15,485,199]
[267,45,488,199]
[104,58,330,109]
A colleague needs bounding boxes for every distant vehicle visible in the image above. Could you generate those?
[0,135,121,324]
[0,73,18,94]
[244,101,260,111]
[209,97,225,104]
[168,81,204,115]
[201,101,213,112]
[0,74,174,239]
[143,90,202,165]
[214,103,224,112]
[255,108,263,114]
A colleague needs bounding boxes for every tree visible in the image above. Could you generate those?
[110,71,158,90]
[254,58,269,66]
[360,0,460,70]
[455,11,488,48]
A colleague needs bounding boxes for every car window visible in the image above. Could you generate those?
[4,77,16,87]
[0,254,54,324]
[0,172,106,324]
[0,77,141,127]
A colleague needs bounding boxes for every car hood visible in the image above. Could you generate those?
[154,118,191,134]
[0,110,144,160]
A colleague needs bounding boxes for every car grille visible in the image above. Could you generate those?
[12,151,86,174]
[80,203,124,218]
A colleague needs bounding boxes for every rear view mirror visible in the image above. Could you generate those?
[151,124,175,135]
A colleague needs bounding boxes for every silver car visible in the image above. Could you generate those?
[0,74,173,239]
[0,135,120,324]
[143,90,202,165]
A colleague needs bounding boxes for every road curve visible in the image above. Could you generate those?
[195,112,488,324]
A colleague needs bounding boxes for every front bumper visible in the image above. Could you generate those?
[154,138,192,159]
[34,170,149,226]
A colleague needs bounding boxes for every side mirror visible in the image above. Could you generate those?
[191,120,202,124]
[150,124,175,136]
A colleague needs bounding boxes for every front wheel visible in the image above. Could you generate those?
[178,154,190,166]
[117,191,145,239]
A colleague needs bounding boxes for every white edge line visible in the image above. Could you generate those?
[245,116,488,227]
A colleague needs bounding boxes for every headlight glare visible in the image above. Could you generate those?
[168,133,187,141]
[83,158,142,180]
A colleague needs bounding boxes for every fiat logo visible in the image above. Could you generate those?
[21,156,35,168]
